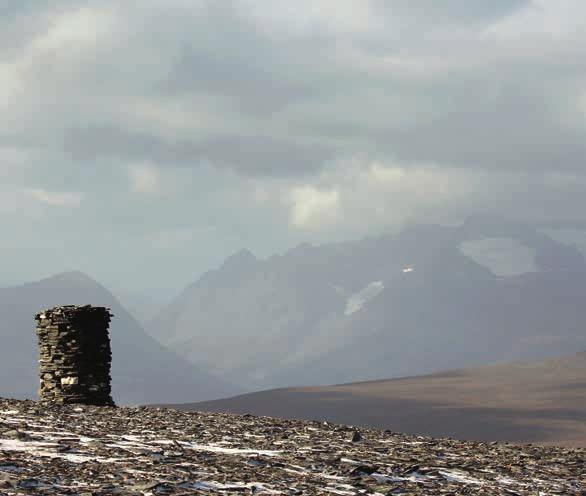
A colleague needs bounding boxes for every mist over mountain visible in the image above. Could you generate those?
[148,217,586,391]
[0,271,236,404]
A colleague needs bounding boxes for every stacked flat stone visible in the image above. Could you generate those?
[35,305,115,406]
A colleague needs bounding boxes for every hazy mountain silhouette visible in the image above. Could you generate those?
[148,217,586,390]
[0,271,237,404]
[176,352,586,447]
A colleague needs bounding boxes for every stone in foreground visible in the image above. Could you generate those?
[0,398,584,495]
[35,305,114,406]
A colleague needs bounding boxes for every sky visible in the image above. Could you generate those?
[1,0,586,294]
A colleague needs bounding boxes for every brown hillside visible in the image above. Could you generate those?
[178,353,586,447]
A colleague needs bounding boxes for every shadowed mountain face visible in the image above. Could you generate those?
[0,271,236,405]
[148,218,586,390]
[174,352,586,447]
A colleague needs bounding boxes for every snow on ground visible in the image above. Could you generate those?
[0,398,583,495]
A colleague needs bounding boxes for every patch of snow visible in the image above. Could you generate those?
[105,441,157,452]
[459,237,536,277]
[111,434,143,442]
[438,469,483,485]
[59,452,103,464]
[189,481,281,493]
[324,487,356,495]
[344,281,384,315]
[333,483,358,490]
[23,430,90,442]
[243,432,266,439]
[371,472,429,483]
[282,467,306,476]
[403,267,414,273]
[0,438,118,464]
[497,476,524,485]
[319,473,347,481]
[0,438,58,452]
[182,441,281,457]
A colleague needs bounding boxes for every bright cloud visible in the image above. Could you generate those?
[486,0,586,39]
[128,164,161,194]
[288,186,341,229]
[261,158,555,238]
[239,0,382,37]
[32,6,117,52]
[26,188,83,207]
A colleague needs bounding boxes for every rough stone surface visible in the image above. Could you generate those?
[0,398,584,495]
[35,305,114,406]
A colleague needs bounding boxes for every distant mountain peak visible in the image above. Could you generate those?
[462,213,510,228]
[0,271,236,404]
[148,218,586,392]
[13,270,103,292]
[48,270,97,284]
[292,242,313,253]
[221,249,257,269]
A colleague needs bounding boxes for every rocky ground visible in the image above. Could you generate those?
[0,398,583,495]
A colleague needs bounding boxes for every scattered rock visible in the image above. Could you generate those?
[0,397,583,494]
[2,430,29,441]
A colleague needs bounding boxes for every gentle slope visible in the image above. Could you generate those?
[177,352,586,447]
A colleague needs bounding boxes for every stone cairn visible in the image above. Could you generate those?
[35,305,115,406]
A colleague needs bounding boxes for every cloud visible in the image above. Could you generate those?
[0,146,31,179]
[1,0,586,291]
[486,0,585,38]
[25,188,83,207]
[281,160,473,234]
[238,0,383,37]
[247,155,586,240]
[149,227,196,250]
[2,0,585,180]
[288,186,341,229]
[376,0,528,25]
[128,164,161,194]
[31,6,116,53]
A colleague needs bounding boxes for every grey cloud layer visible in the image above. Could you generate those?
[4,0,584,174]
[1,0,586,291]
[373,0,528,24]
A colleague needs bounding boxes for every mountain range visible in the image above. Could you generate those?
[0,271,236,404]
[3,216,586,407]
[147,216,586,391]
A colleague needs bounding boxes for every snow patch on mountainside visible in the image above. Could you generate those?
[459,237,536,276]
[344,281,385,316]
